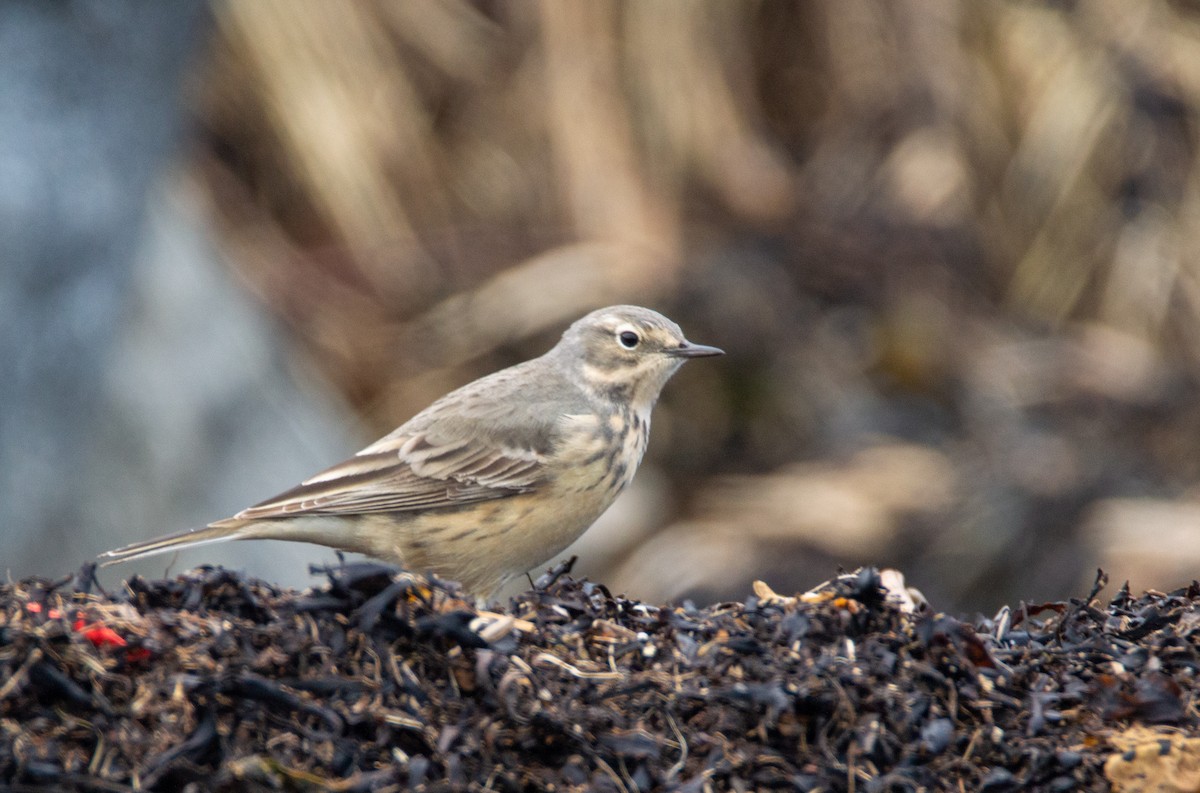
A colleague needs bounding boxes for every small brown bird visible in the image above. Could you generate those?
[100,306,722,596]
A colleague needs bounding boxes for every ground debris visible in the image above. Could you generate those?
[1,565,1198,790]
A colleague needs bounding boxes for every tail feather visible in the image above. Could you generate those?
[98,523,250,566]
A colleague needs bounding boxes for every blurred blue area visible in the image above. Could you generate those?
[0,1,357,586]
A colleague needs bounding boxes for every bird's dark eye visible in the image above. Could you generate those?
[618,330,640,349]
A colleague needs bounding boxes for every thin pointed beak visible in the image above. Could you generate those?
[666,340,724,358]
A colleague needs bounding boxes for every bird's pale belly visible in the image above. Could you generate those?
[393,482,617,595]
[354,412,648,596]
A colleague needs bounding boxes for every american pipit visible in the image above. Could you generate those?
[100,305,722,596]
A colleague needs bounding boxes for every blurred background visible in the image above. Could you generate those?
[6,0,1200,614]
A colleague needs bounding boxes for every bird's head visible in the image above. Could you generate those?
[553,305,723,409]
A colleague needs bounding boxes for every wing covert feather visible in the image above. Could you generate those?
[233,434,548,520]
[231,359,582,521]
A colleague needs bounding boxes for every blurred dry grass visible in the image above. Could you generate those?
[187,0,1200,610]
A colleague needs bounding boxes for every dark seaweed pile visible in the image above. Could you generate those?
[0,562,1195,791]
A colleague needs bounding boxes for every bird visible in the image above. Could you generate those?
[100,305,723,596]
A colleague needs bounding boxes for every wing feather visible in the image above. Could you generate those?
[232,434,548,520]
[228,358,582,522]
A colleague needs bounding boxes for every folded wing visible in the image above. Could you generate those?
[229,431,548,520]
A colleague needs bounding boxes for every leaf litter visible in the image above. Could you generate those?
[1,562,1198,791]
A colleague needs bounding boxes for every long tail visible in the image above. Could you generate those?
[98,522,253,566]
